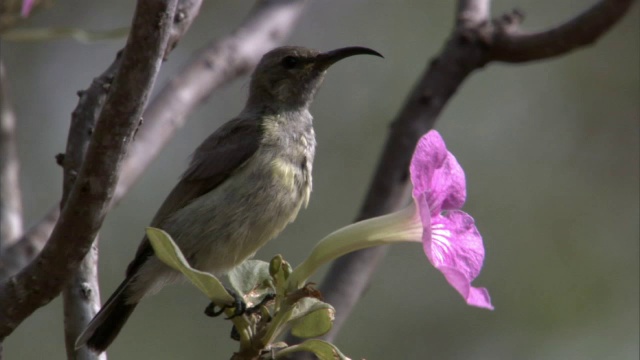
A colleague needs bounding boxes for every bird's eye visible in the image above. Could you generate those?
[281,56,299,69]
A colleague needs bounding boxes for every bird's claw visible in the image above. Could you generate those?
[204,288,246,319]
[230,293,276,341]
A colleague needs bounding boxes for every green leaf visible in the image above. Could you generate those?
[146,227,234,305]
[288,298,335,338]
[275,340,351,360]
[269,255,283,277]
[227,260,273,307]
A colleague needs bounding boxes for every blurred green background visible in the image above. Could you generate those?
[2,1,638,359]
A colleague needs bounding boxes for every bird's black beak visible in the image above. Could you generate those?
[315,46,383,70]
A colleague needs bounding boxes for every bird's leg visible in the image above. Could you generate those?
[204,287,247,319]
[229,293,276,341]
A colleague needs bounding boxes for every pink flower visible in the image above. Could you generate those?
[21,0,35,17]
[410,130,493,309]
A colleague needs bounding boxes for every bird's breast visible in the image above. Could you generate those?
[260,113,316,211]
[163,113,317,273]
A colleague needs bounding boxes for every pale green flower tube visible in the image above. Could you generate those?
[288,204,422,290]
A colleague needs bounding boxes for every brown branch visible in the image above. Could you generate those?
[60,43,119,360]
[0,0,179,340]
[0,58,22,250]
[491,0,636,62]
[287,0,636,351]
[0,0,308,281]
[58,2,202,358]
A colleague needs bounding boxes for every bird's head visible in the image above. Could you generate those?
[247,46,382,110]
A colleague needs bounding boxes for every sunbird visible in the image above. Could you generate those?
[77,45,382,352]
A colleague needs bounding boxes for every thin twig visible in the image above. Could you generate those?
[0,0,179,340]
[0,59,22,250]
[287,0,636,351]
[59,2,202,358]
[0,0,308,278]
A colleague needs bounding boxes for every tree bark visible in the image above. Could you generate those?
[0,0,179,340]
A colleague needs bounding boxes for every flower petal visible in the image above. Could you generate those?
[431,151,466,212]
[21,0,35,17]
[438,266,493,309]
[423,210,492,309]
[410,130,466,215]
[414,194,432,246]
[410,130,447,198]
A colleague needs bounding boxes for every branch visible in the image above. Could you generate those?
[0,206,58,279]
[491,0,636,62]
[164,0,203,58]
[59,2,202,358]
[0,0,179,340]
[0,0,308,280]
[60,36,119,360]
[0,59,22,250]
[288,0,636,350]
[63,241,104,360]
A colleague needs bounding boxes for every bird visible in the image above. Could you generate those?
[76,45,382,352]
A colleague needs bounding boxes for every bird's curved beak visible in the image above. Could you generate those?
[314,46,383,70]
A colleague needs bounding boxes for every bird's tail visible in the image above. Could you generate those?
[76,277,138,353]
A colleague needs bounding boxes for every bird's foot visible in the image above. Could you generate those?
[204,288,246,319]
[229,293,276,341]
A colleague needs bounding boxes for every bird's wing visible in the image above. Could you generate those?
[126,117,262,277]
